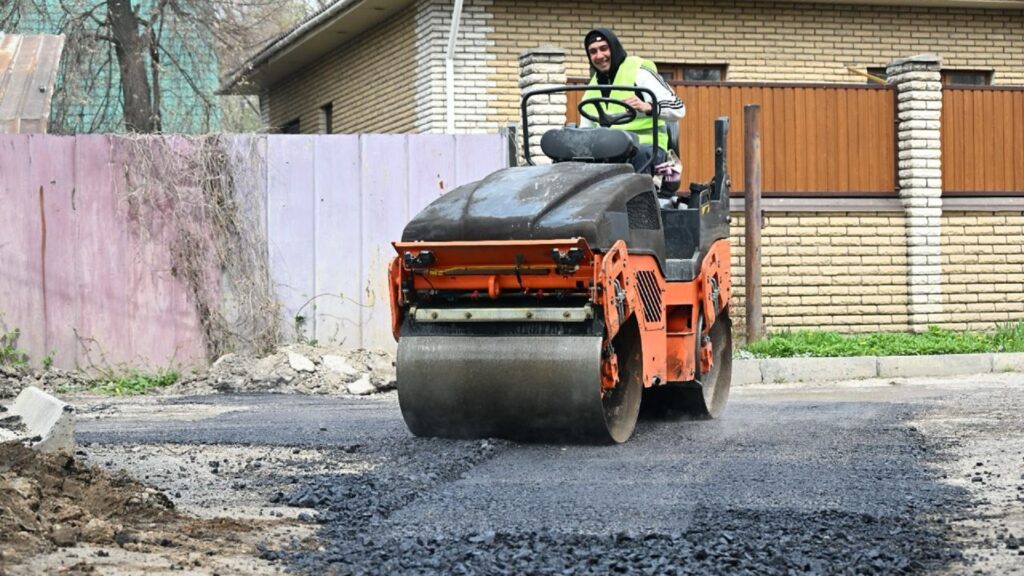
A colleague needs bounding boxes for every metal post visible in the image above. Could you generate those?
[744,105,764,343]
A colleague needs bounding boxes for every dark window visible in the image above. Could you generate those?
[320,103,333,134]
[280,118,300,134]
[942,70,992,86]
[866,67,888,85]
[656,63,727,82]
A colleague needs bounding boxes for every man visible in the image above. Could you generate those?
[580,28,685,173]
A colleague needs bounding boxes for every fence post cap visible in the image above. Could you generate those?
[518,46,567,62]
[888,53,942,67]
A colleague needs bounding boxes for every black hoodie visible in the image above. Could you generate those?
[584,28,628,97]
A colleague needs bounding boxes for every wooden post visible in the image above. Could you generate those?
[744,105,764,343]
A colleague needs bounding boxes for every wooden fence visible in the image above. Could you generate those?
[567,82,898,197]
[0,133,508,370]
[942,87,1024,196]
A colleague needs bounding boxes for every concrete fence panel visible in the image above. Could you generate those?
[0,133,509,370]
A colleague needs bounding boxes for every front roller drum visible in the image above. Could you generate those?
[397,335,641,443]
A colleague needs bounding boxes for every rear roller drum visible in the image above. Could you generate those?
[643,311,732,418]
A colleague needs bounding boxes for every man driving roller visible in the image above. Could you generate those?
[580,28,685,173]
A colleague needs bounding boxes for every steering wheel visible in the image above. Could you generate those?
[577,97,638,127]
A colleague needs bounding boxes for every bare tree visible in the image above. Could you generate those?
[1,0,311,133]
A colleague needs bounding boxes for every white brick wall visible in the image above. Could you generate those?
[414,0,499,133]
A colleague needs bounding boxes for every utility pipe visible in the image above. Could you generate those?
[446,0,464,134]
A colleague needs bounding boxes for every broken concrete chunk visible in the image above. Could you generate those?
[286,351,316,373]
[5,387,75,454]
[346,375,376,396]
[211,353,236,370]
[321,355,360,379]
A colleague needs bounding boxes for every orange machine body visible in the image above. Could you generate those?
[389,237,731,395]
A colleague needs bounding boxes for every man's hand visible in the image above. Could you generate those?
[622,96,652,114]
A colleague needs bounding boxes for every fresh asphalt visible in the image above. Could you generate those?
[77,375,1024,575]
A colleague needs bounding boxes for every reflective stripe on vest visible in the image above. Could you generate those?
[583,56,668,150]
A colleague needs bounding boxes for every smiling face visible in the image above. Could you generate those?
[587,39,612,73]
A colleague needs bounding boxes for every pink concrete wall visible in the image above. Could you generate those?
[0,133,509,370]
[0,135,204,370]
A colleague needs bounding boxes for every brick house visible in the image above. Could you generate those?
[223,0,1024,338]
[222,0,1024,134]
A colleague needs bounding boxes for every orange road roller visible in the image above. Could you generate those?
[388,86,733,443]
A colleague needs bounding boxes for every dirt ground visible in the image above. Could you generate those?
[0,442,307,575]
[0,344,384,575]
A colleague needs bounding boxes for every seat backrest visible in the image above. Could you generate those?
[666,121,679,154]
[541,127,638,163]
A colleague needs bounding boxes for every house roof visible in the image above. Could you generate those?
[221,0,1024,95]
[0,34,65,133]
[221,0,414,95]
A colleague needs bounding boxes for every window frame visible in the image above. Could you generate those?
[941,69,993,86]
[655,63,728,83]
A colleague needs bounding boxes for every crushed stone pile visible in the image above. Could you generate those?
[0,345,396,400]
[1,365,95,400]
[170,344,396,397]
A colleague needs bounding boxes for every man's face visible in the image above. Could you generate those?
[587,39,612,73]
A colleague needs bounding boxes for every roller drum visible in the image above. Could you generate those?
[397,335,631,442]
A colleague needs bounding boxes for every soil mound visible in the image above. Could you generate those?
[0,443,173,565]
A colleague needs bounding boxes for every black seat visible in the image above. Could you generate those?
[666,121,679,154]
[541,127,637,163]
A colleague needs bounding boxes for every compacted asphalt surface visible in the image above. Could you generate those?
[77,373,1024,575]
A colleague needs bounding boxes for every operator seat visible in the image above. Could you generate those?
[540,127,638,164]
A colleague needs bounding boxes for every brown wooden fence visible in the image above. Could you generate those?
[566,81,897,197]
[942,87,1024,196]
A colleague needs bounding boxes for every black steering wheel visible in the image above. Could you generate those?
[577,97,637,127]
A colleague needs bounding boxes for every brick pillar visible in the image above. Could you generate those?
[887,54,944,331]
[518,46,567,165]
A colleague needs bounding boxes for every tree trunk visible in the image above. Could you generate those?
[108,0,156,132]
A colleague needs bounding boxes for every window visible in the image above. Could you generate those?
[865,67,888,85]
[320,103,333,134]
[941,69,992,86]
[280,118,300,134]
[656,63,727,82]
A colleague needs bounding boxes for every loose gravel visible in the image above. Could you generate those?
[251,395,969,575]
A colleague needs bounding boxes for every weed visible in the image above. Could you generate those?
[743,321,1024,358]
[92,369,180,396]
[0,329,28,366]
[42,353,55,370]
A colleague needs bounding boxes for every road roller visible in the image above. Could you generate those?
[388,85,733,443]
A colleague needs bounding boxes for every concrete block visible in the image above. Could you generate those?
[732,359,762,386]
[877,354,992,378]
[759,357,878,384]
[347,375,377,396]
[5,387,75,454]
[992,353,1024,373]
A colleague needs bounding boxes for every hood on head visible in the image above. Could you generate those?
[584,27,627,86]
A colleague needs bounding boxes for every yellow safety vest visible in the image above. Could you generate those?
[583,56,669,150]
